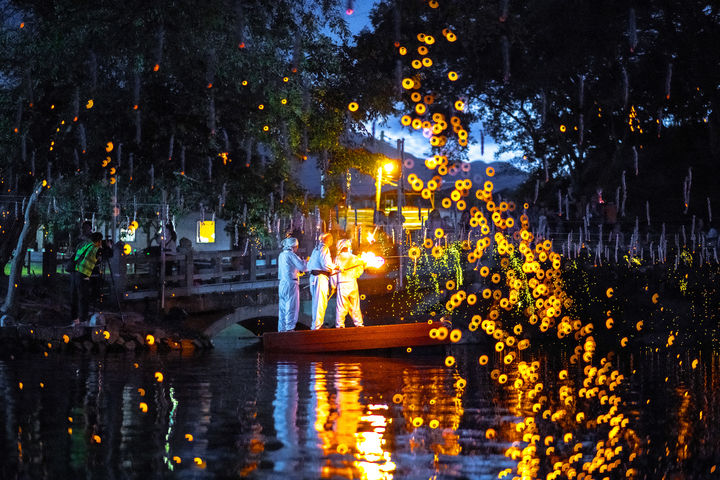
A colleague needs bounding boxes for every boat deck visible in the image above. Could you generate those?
[262,321,450,353]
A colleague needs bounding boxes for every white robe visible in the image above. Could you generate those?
[277,249,307,332]
[307,244,337,329]
[333,251,364,328]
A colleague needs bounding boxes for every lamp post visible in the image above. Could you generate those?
[375,160,396,212]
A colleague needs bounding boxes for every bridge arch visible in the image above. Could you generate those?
[203,303,279,337]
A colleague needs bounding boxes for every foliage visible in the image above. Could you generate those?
[0,0,369,256]
[353,0,720,217]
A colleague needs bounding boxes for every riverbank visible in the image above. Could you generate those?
[0,276,214,357]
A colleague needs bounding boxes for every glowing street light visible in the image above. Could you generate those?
[376,160,397,211]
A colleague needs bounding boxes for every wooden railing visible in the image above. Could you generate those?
[112,247,285,298]
[29,247,286,299]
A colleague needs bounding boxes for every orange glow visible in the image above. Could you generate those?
[359,251,385,269]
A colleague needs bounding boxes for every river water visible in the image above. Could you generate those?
[1,325,720,479]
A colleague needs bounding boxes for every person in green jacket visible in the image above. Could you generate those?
[70,232,103,325]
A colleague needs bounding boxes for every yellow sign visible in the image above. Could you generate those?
[196,221,215,243]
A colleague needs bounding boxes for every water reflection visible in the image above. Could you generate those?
[1,341,720,478]
[269,355,464,479]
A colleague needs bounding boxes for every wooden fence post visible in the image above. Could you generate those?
[109,244,127,299]
[185,250,194,290]
[249,244,257,281]
[214,251,222,283]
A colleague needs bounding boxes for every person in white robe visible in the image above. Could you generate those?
[277,237,307,332]
[307,233,338,330]
[332,239,364,328]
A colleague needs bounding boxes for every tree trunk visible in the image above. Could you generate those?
[0,218,23,282]
[1,185,42,315]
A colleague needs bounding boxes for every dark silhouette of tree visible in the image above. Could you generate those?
[351,0,720,222]
[0,0,378,272]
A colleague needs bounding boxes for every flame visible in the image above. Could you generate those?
[366,225,379,244]
[359,251,385,269]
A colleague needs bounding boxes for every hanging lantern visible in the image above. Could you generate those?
[77,123,87,153]
[707,197,712,223]
[621,170,627,217]
[632,146,638,175]
[501,35,510,83]
[628,8,637,52]
[180,145,186,174]
[621,67,629,110]
[208,93,216,135]
[73,87,79,120]
[499,0,509,22]
[154,27,165,70]
[245,138,252,167]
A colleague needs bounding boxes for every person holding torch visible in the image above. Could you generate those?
[332,239,365,328]
[307,233,339,330]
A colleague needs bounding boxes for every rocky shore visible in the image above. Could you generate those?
[0,311,214,358]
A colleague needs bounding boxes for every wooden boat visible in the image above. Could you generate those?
[262,321,451,353]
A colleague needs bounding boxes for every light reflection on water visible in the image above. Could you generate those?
[1,325,719,479]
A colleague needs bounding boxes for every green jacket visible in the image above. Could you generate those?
[74,241,99,277]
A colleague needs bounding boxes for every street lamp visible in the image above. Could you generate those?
[375,160,397,211]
